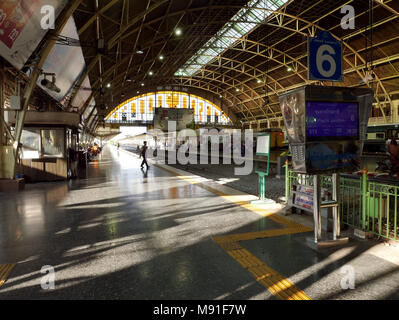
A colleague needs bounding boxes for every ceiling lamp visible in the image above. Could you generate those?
[175,28,182,36]
[136,46,144,54]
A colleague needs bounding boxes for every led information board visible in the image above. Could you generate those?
[279,85,373,174]
[306,101,359,140]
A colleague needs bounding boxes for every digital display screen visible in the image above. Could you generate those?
[306,101,359,139]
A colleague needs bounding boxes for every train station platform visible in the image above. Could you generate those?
[1,145,399,300]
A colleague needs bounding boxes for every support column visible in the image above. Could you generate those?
[392,99,399,124]
[313,175,322,243]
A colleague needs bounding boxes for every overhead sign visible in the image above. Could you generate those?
[153,108,194,131]
[0,0,67,70]
[308,31,343,82]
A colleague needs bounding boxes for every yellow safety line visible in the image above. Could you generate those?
[213,238,311,300]
[154,163,307,228]
[149,159,312,299]
[0,264,16,288]
[213,226,312,244]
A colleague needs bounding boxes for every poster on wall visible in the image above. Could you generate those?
[153,108,194,131]
[0,0,67,70]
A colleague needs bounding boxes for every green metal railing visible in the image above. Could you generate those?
[285,165,399,242]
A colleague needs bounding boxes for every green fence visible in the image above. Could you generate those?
[285,165,399,242]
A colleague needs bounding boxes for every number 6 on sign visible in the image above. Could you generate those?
[308,31,343,82]
[316,45,336,78]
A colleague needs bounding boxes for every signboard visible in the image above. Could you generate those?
[255,134,270,175]
[37,17,90,108]
[0,0,67,70]
[279,85,373,174]
[294,193,313,211]
[306,101,359,140]
[153,108,194,131]
[256,134,270,155]
[308,31,343,82]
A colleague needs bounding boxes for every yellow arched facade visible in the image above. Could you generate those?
[105,91,232,125]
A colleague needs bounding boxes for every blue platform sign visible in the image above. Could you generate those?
[308,31,343,82]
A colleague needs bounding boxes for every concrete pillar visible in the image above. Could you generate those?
[392,99,399,123]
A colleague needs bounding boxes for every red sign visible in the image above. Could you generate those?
[0,0,40,49]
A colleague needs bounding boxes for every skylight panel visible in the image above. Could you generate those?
[176,0,290,76]
[246,10,264,23]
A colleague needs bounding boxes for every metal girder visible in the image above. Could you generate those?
[80,91,95,117]
[87,47,302,118]
[76,0,399,124]
[373,0,399,17]
[202,3,394,121]
[101,35,308,95]
[107,0,168,50]
[78,0,119,35]
[142,0,195,86]
[66,54,101,110]
[119,0,164,88]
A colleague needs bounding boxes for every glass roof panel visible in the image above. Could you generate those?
[175,0,289,76]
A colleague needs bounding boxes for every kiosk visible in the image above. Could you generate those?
[279,85,373,247]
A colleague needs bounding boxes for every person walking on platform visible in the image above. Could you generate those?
[140,141,149,169]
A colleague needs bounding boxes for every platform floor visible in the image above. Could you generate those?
[1,145,399,299]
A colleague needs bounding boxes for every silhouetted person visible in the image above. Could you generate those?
[388,137,399,174]
[140,141,149,169]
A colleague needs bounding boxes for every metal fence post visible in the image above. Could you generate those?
[362,169,368,230]
[285,160,289,204]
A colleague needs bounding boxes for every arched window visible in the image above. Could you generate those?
[105,91,232,125]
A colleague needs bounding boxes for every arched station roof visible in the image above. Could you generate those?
[31,0,399,130]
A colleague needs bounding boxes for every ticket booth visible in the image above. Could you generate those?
[279,85,373,246]
[5,110,82,182]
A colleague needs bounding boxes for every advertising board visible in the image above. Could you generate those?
[0,0,67,70]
